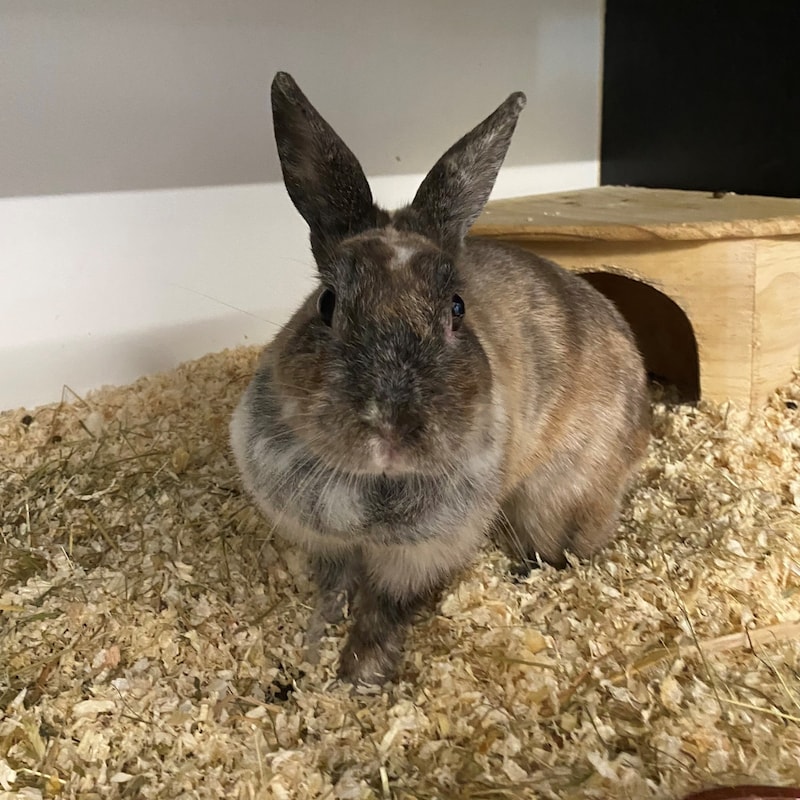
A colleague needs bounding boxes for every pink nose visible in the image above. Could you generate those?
[370,434,404,472]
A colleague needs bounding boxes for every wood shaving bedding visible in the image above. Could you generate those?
[1,347,799,799]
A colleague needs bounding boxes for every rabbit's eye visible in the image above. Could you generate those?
[451,294,465,331]
[318,288,336,326]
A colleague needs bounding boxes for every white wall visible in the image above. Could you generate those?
[0,0,604,411]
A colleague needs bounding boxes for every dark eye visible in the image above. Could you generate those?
[318,288,336,327]
[451,294,465,331]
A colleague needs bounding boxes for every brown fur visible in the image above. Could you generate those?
[229,72,650,684]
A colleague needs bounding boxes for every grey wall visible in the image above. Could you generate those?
[1,0,603,197]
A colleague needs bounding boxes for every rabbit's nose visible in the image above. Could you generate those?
[361,405,422,444]
[386,408,424,443]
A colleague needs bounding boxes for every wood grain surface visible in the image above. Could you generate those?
[473,186,800,242]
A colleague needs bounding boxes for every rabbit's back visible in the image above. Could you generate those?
[459,237,650,496]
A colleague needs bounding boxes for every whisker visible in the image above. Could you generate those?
[264,448,333,540]
[167,282,285,329]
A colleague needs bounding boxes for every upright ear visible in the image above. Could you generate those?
[271,72,381,259]
[407,92,526,252]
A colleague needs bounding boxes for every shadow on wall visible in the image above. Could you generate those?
[579,271,700,403]
[0,310,284,412]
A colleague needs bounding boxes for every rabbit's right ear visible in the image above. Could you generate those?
[405,92,526,253]
[271,72,381,259]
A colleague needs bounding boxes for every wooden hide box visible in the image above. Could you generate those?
[471,186,800,410]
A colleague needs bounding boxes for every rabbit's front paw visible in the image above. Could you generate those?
[337,632,402,685]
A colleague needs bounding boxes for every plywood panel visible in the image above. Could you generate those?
[753,237,800,404]
[473,187,800,242]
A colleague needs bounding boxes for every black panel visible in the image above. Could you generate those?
[601,0,800,198]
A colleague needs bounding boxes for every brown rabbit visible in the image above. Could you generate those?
[230,72,650,685]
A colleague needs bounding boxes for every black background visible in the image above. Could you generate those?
[601,0,800,198]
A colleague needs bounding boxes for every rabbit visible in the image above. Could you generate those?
[230,71,650,685]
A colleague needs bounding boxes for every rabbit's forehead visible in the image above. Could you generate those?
[338,229,450,285]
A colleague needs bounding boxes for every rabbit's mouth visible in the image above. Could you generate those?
[326,430,450,478]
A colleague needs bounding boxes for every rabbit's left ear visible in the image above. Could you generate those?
[271,72,381,260]
[407,92,526,252]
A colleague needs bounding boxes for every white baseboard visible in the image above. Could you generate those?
[0,161,597,411]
